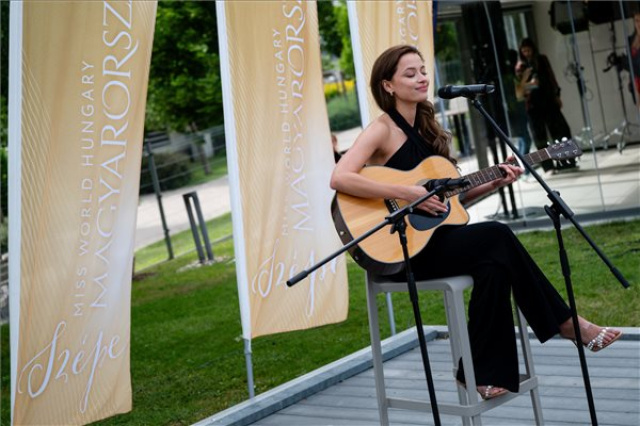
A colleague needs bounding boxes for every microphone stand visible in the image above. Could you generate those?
[470,96,630,426]
[288,179,466,426]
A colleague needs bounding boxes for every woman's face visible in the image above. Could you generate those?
[383,53,429,104]
[520,46,533,62]
[634,13,640,34]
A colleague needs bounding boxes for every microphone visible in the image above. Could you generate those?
[437,84,495,99]
[425,177,469,192]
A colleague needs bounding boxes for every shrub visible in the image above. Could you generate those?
[323,79,355,100]
[139,152,193,194]
[0,216,6,254]
[327,90,361,131]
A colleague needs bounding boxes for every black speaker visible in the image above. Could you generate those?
[550,1,588,35]
[461,1,509,133]
[587,1,638,25]
[461,1,509,83]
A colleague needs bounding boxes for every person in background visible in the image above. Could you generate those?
[331,44,621,401]
[627,9,640,106]
[508,49,533,178]
[519,38,577,174]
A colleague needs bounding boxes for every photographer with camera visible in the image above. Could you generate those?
[519,37,577,174]
[509,49,534,179]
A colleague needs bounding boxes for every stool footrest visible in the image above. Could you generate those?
[387,375,539,417]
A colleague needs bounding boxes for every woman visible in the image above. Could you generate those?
[518,37,576,173]
[330,45,621,400]
[509,49,533,173]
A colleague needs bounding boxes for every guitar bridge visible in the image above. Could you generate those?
[385,199,400,213]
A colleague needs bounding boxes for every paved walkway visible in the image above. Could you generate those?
[463,142,640,227]
[135,176,231,250]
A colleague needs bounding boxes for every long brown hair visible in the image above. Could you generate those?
[519,37,539,68]
[370,45,455,164]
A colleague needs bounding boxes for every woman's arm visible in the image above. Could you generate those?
[330,121,410,199]
[515,65,532,101]
[461,159,523,206]
[330,119,449,216]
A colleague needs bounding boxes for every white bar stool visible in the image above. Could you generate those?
[365,272,544,426]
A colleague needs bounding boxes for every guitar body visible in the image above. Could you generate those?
[332,156,469,275]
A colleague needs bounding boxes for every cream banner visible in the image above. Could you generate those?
[217,1,348,338]
[348,0,435,125]
[9,1,157,424]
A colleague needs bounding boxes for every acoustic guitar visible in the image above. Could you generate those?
[331,140,582,275]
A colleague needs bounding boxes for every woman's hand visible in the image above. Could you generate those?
[520,67,532,82]
[403,185,449,216]
[494,156,523,188]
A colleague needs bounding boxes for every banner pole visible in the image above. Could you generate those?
[215,1,256,400]
[8,2,24,424]
[244,339,255,399]
[347,1,370,127]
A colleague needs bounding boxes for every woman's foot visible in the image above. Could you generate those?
[559,317,622,352]
[457,380,508,400]
[477,385,508,400]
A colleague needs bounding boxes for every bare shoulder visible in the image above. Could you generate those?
[339,114,402,167]
[360,115,392,145]
[351,115,394,155]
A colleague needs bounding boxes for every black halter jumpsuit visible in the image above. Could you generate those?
[383,140,572,392]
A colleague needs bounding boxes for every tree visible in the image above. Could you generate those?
[317,1,342,59]
[435,21,458,62]
[316,1,354,79]
[334,2,354,79]
[145,1,222,133]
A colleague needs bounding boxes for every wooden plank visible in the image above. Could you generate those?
[252,413,376,425]
[330,380,640,402]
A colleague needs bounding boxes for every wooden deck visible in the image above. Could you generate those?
[195,327,640,426]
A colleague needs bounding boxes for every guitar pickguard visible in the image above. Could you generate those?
[408,200,451,231]
[385,198,451,231]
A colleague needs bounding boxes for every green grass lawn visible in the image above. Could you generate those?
[1,218,638,425]
[134,213,234,272]
[185,155,229,187]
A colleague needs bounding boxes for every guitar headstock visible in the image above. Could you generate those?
[547,139,582,161]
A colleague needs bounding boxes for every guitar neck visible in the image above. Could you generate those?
[444,149,549,197]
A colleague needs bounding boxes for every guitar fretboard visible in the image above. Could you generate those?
[444,149,550,197]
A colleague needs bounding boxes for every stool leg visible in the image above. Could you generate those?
[517,308,544,425]
[366,277,390,426]
[445,287,482,426]
[385,293,397,336]
[442,292,470,426]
